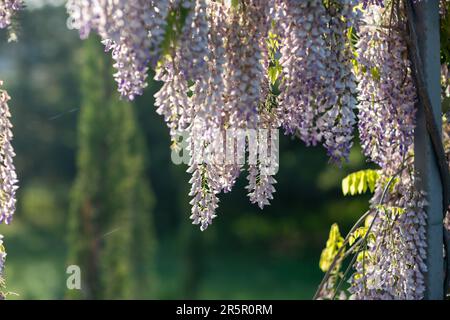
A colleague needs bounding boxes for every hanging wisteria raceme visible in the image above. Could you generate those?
[0,0,21,298]
[153,0,279,229]
[347,4,427,300]
[277,0,329,146]
[154,0,222,230]
[67,0,173,100]
[350,169,427,300]
[356,6,417,173]
[222,0,277,208]
[0,82,17,225]
[0,0,22,29]
[154,0,208,140]
[222,0,268,129]
[317,0,358,163]
[0,233,5,298]
[276,0,358,163]
[0,234,5,276]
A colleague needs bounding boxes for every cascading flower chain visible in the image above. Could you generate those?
[0,0,21,295]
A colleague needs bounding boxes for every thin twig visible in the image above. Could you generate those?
[313,210,371,299]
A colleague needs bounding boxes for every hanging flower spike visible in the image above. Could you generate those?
[356,6,417,172]
[177,0,209,82]
[277,0,358,163]
[67,0,172,100]
[187,118,222,231]
[0,0,23,29]
[349,166,427,300]
[154,0,210,144]
[0,234,5,271]
[222,0,270,129]
[108,0,172,100]
[0,82,17,225]
[277,0,329,144]
[316,0,359,163]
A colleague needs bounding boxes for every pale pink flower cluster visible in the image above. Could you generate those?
[277,0,359,163]
[153,0,278,230]
[0,81,17,285]
[0,0,22,29]
[350,166,427,300]
[356,6,417,173]
[348,5,426,300]
[0,0,21,289]
[0,82,17,226]
[67,0,173,99]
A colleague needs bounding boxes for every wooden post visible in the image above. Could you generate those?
[412,1,444,300]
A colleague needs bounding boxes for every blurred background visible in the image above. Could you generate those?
[0,1,372,299]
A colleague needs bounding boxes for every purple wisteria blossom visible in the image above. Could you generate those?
[350,166,427,300]
[348,4,426,300]
[0,235,5,277]
[0,0,22,29]
[356,7,416,173]
[67,0,172,99]
[277,0,358,163]
[277,0,329,145]
[0,82,17,225]
[153,0,277,230]
[443,115,450,230]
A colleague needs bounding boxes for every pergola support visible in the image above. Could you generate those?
[410,1,444,300]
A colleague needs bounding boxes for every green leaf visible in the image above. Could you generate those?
[349,172,356,195]
[348,226,368,246]
[357,171,366,194]
[342,176,350,196]
[341,169,380,196]
[366,170,379,193]
[370,66,381,82]
[319,223,345,273]
[231,0,240,9]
